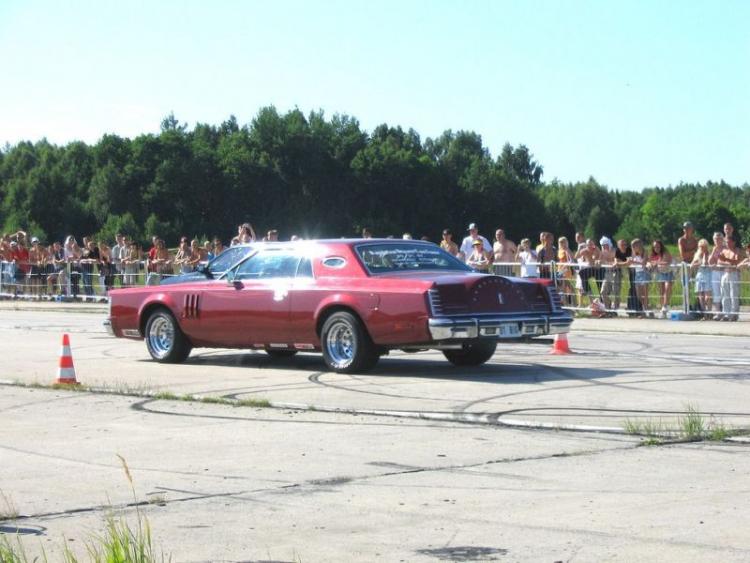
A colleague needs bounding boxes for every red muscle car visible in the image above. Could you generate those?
[104,239,573,373]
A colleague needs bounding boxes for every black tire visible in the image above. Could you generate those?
[144,309,192,363]
[443,339,497,367]
[320,311,379,373]
[264,348,298,358]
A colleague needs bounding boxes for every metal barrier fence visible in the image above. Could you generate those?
[1,258,748,321]
[0,260,203,302]
[490,261,749,321]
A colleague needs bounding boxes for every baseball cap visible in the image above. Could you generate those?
[683,221,694,229]
[472,239,482,246]
[31,237,39,243]
[467,223,478,230]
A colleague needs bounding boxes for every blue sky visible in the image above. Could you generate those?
[1,0,748,190]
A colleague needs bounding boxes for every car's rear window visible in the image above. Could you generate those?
[355,243,470,274]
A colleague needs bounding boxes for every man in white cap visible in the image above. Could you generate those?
[459,223,492,262]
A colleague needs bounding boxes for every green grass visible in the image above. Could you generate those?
[625,403,734,443]
[0,488,19,521]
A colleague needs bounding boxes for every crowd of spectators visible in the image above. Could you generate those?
[1,220,749,320]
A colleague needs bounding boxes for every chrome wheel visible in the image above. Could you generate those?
[147,315,174,359]
[325,321,355,369]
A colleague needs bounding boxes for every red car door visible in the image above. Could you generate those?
[199,250,298,348]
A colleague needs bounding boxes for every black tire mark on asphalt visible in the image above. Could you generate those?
[129,398,478,430]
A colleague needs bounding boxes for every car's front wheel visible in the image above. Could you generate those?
[144,309,192,363]
[321,311,378,373]
[443,339,497,367]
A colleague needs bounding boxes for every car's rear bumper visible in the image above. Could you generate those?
[427,311,573,341]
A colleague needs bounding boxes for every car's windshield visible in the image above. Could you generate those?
[355,242,470,274]
[208,246,253,277]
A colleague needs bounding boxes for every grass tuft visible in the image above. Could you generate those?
[626,404,735,443]
[0,489,19,521]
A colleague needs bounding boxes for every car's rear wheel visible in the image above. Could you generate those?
[264,348,298,358]
[145,309,192,363]
[321,311,378,373]
[443,339,497,367]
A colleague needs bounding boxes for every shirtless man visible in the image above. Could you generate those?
[492,229,517,276]
[678,221,698,262]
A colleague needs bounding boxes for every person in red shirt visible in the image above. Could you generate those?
[10,240,30,296]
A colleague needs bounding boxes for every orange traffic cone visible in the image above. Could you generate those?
[55,334,80,385]
[549,332,573,355]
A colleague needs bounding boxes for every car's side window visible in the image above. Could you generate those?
[210,247,251,277]
[235,252,300,280]
[296,257,313,278]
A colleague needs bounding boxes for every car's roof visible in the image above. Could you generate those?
[231,238,436,248]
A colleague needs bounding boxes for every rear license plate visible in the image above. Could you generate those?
[499,324,521,338]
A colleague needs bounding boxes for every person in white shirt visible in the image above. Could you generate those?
[517,238,539,278]
[459,223,492,260]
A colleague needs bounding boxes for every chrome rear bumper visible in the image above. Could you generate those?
[428,313,572,341]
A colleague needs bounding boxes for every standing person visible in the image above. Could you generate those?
[556,237,575,305]
[724,222,741,247]
[11,237,30,296]
[492,229,517,276]
[111,233,124,287]
[648,240,673,318]
[191,238,207,267]
[598,237,616,313]
[678,222,698,263]
[614,239,635,313]
[440,229,459,257]
[630,239,651,316]
[64,236,82,297]
[27,237,45,298]
[717,236,744,321]
[146,239,172,285]
[213,238,225,258]
[517,238,539,278]
[691,239,713,319]
[47,241,67,297]
[466,239,491,272]
[678,221,698,310]
[98,241,114,293]
[174,240,194,274]
[575,239,601,304]
[267,229,279,242]
[536,232,556,279]
[204,240,215,261]
[80,239,100,299]
[234,223,256,245]
[361,228,373,239]
[459,223,492,261]
[121,240,142,287]
[708,232,726,320]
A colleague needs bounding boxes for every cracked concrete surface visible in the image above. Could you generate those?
[2,386,749,562]
[2,309,750,561]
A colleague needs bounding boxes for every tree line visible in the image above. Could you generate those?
[1,107,748,246]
